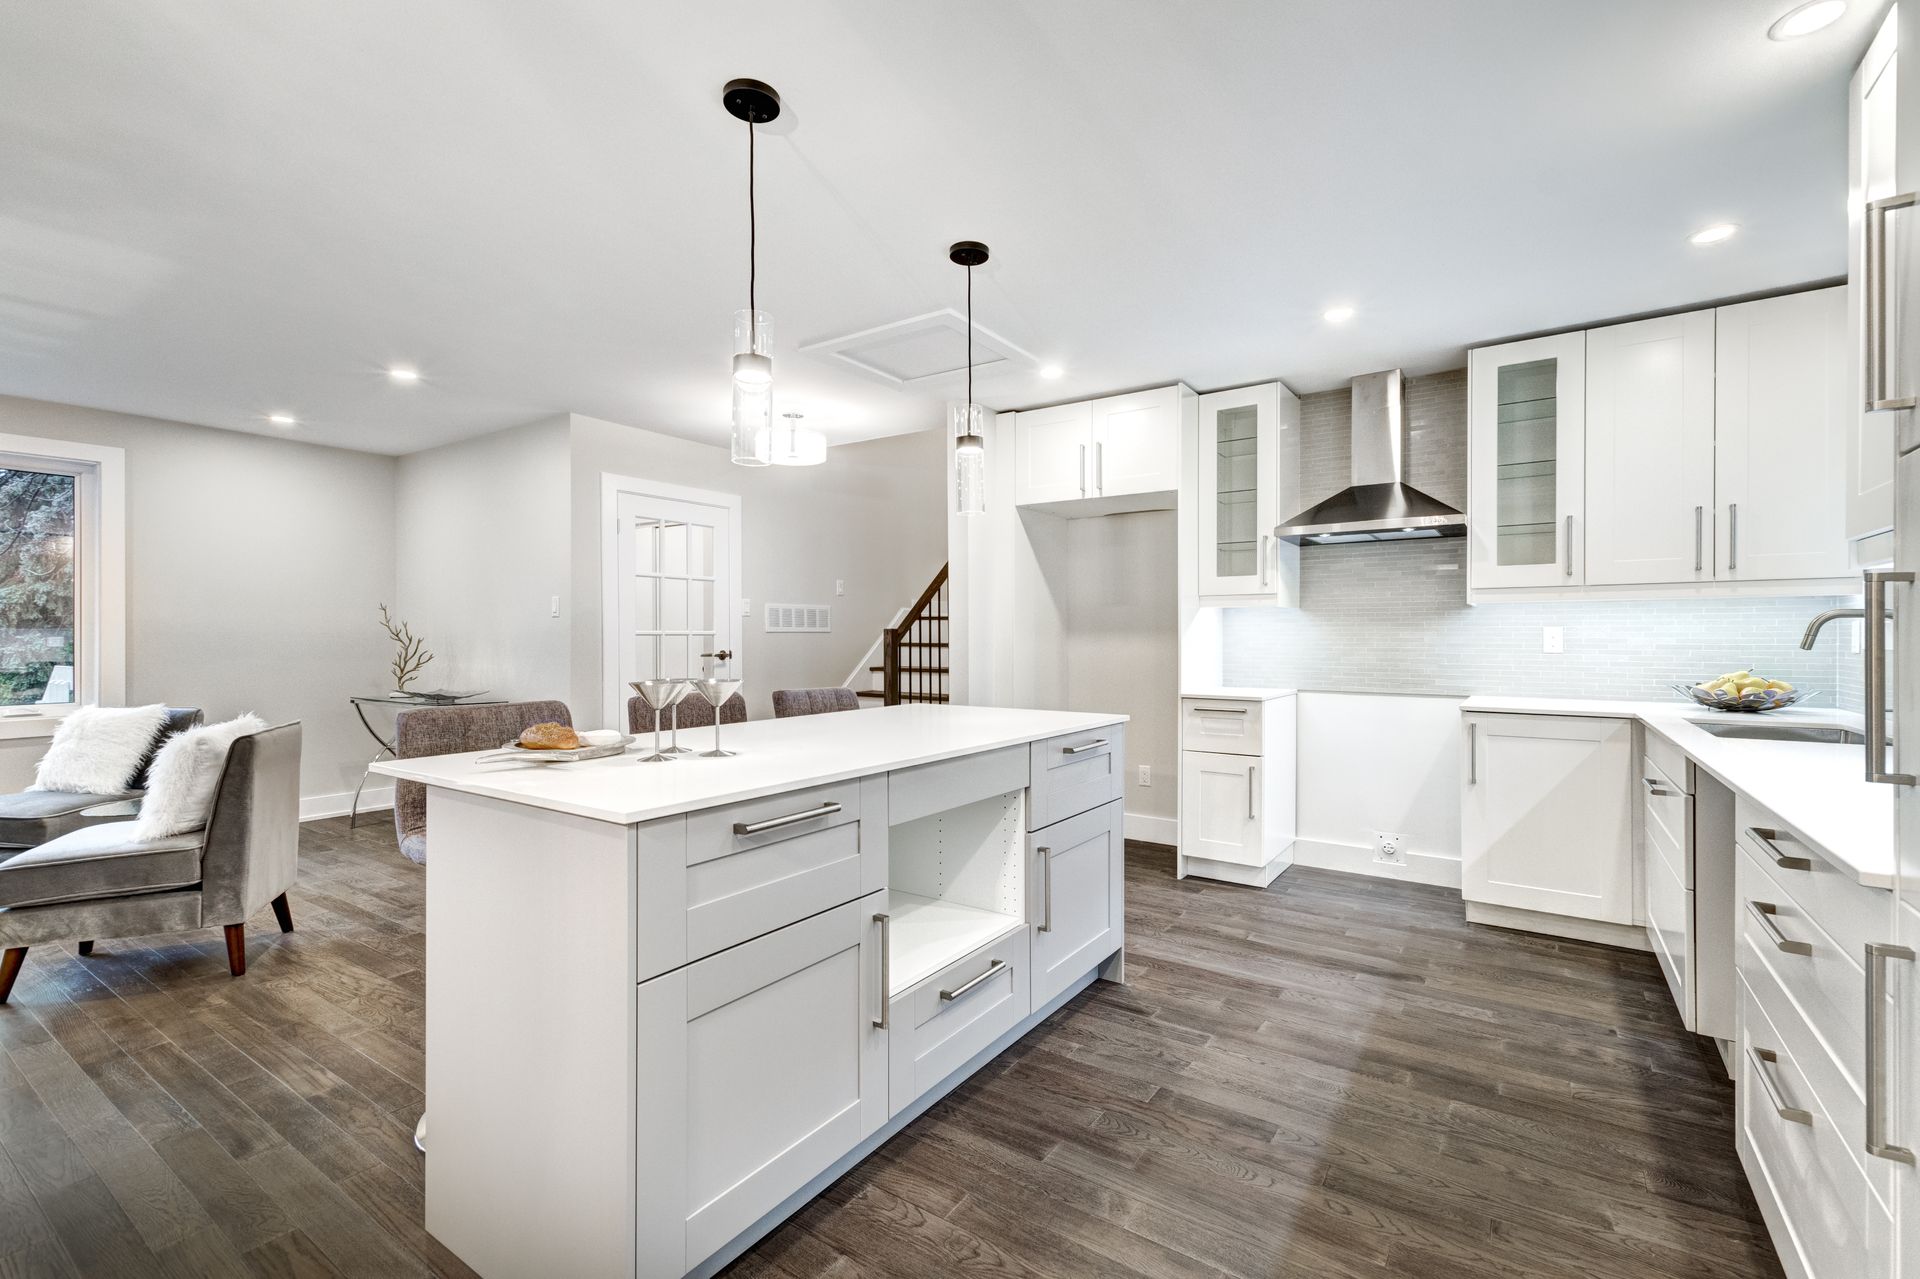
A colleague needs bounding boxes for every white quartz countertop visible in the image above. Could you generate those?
[371,703,1127,825]
[1460,695,1892,888]
[1181,687,1297,701]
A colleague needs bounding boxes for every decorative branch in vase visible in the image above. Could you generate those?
[378,604,434,694]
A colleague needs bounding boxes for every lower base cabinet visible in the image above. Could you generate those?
[887,927,1030,1116]
[636,893,890,1278]
[1030,798,1125,1008]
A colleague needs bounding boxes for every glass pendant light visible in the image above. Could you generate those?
[724,79,781,466]
[950,240,989,515]
[771,411,827,466]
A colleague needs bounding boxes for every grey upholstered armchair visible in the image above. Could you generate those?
[392,700,571,865]
[770,687,860,718]
[0,721,301,1003]
[0,706,203,850]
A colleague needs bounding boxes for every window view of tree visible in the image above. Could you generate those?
[0,469,76,705]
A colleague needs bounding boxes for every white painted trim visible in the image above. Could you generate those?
[1124,811,1177,845]
[300,786,394,822]
[1179,851,1291,887]
[1291,836,1463,889]
[1469,576,1861,605]
[0,432,126,715]
[1464,901,1653,952]
[597,472,744,730]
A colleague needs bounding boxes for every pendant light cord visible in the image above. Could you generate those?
[747,117,757,321]
[965,262,973,409]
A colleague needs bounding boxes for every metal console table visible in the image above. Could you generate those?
[348,692,502,827]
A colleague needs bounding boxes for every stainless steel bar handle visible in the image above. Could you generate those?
[1866,571,1916,785]
[872,913,891,1029]
[1079,444,1087,497]
[1642,776,1675,798]
[1094,442,1104,495]
[939,958,1007,1002]
[1866,192,1918,413]
[1063,739,1109,755]
[1198,707,1248,715]
[1866,942,1917,1163]
[1693,506,1704,573]
[1746,1048,1813,1125]
[1037,847,1053,933]
[733,801,842,835]
[1248,764,1257,820]
[1747,900,1813,955]
[1467,722,1478,785]
[1744,826,1811,871]
[1727,503,1738,573]
[1564,515,1573,577]
[1260,534,1271,588]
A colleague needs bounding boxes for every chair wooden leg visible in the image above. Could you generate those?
[0,947,24,1004]
[270,893,293,934]
[77,940,93,957]
[223,924,246,977]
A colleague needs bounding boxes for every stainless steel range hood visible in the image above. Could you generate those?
[1274,369,1466,544]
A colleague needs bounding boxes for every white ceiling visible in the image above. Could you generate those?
[0,0,1876,455]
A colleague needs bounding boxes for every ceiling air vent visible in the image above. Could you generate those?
[764,603,831,633]
[798,309,1037,389]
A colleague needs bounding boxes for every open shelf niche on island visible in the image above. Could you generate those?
[886,787,1026,995]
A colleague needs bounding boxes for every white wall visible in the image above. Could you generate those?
[394,416,572,702]
[565,414,948,726]
[1291,691,1462,887]
[0,395,396,810]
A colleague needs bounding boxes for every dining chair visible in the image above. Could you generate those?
[770,688,861,718]
[627,691,746,734]
[390,700,571,866]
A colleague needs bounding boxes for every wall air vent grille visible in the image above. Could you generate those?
[765,603,831,633]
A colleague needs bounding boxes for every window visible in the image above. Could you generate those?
[0,435,124,729]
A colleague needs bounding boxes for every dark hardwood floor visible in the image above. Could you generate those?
[0,820,1780,1279]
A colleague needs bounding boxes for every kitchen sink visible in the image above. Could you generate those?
[1686,720,1864,745]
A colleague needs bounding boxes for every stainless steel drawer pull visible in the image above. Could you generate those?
[1641,777,1674,798]
[1865,570,1915,786]
[1727,503,1738,573]
[1467,722,1478,785]
[1564,515,1574,577]
[1037,846,1053,933]
[939,959,1008,1002]
[733,801,842,835]
[1744,826,1810,871]
[1747,900,1812,955]
[1866,192,1918,412]
[1693,505,1704,573]
[1866,942,1916,1164]
[1062,739,1109,755]
[873,913,891,1029]
[1196,707,1249,715]
[1747,1047,1812,1126]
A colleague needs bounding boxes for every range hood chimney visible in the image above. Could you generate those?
[1274,369,1466,544]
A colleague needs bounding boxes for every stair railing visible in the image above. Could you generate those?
[882,564,949,706]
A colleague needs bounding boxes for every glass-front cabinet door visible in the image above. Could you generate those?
[1198,382,1303,601]
[1468,332,1587,590]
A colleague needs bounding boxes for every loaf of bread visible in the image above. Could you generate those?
[517,722,581,751]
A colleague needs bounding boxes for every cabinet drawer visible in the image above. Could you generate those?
[1735,796,1883,966]
[887,928,1029,1117]
[1738,970,1872,1279]
[1641,765,1690,889]
[1645,845,1692,1028]
[1181,698,1263,755]
[1029,726,1124,831]
[1642,729,1691,796]
[1737,843,1865,1096]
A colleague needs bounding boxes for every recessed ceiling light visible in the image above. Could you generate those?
[1038,364,1064,380]
[387,365,421,384]
[1689,223,1739,246]
[1322,305,1356,324]
[1768,0,1846,40]
[267,413,297,426]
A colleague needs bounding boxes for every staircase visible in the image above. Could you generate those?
[857,564,949,706]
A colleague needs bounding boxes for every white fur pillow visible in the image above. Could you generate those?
[31,704,170,795]
[131,714,269,840]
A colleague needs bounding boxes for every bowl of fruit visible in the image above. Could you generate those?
[1673,669,1813,713]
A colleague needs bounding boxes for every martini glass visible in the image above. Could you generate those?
[630,680,682,763]
[662,681,696,755]
[693,677,744,757]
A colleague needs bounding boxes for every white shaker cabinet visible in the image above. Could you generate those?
[1195,382,1302,603]
[1013,386,1187,508]
[1029,797,1125,1008]
[1461,713,1634,925]
[1583,311,1715,585]
[1848,10,1900,554]
[1012,400,1095,505]
[1176,691,1296,887]
[1467,332,1587,589]
[1715,288,1852,584]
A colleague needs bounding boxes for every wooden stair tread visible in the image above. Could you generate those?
[871,666,948,674]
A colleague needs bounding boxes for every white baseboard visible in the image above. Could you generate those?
[300,786,393,822]
[1290,837,1462,889]
[1463,901,1653,952]
[1179,850,1292,887]
[1125,811,1177,845]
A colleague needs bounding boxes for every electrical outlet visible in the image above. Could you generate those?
[1541,625,1564,654]
[1137,764,1151,786]
[1373,831,1405,865]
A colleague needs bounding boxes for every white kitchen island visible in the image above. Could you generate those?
[372,704,1128,1279]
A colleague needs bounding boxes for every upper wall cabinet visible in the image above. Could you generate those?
[1194,382,1302,603]
[1469,287,1853,601]
[1467,332,1586,590]
[1847,11,1899,554]
[1012,386,1188,511]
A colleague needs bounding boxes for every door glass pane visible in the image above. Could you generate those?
[1494,359,1559,567]
[633,519,660,574]
[632,636,659,682]
[659,521,688,577]
[633,576,658,632]
[661,578,689,632]
[687,523,715,578]
[689,579,714,632]
[661,637,690,679]
[1214,406,1258,578]
[0,469,76,705]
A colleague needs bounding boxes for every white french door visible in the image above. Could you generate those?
[604,477,740,728]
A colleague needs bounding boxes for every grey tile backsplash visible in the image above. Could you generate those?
[1221,370,1864,712]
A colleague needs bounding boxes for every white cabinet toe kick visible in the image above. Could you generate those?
[398,709,1129,1279]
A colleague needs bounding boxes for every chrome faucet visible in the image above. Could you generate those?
[1801,606,1885,650]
